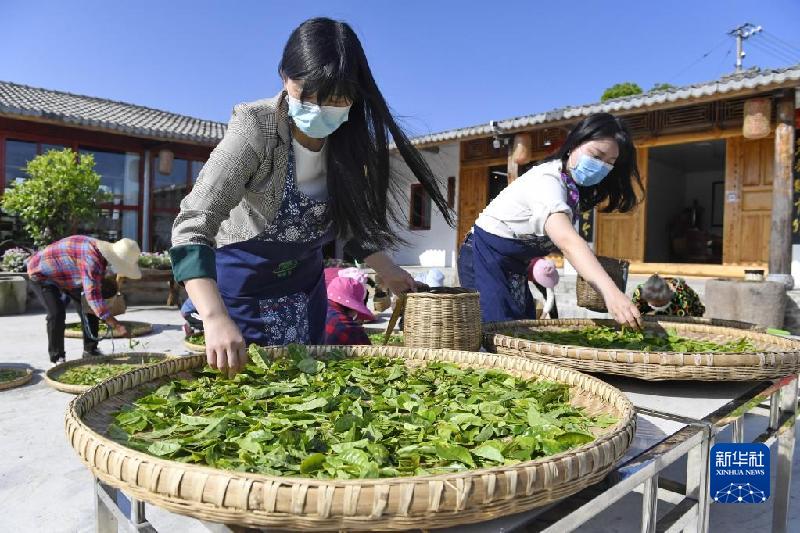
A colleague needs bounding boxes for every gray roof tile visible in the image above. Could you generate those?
[0,81,226,145]
[407,65,800,146]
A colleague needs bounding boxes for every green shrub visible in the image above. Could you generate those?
[1,149,110,246]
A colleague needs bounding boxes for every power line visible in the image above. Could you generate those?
[667,36,730,83]
[749,38,798,65]
[761,30,800,56]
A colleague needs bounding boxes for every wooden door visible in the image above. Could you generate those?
[456,166,488,247]
[594,147,649,261]
[723,136,774,264]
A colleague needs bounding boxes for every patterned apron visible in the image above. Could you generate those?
[189,145,333,346]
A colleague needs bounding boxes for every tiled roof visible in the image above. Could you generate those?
[0,81,226,145]
[407,65,800,146]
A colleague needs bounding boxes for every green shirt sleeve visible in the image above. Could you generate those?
[169,244,216,283]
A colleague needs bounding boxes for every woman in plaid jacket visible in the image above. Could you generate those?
[170,18,449,375]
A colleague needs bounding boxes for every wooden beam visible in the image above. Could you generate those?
[628,262,767,278]
[507,144,519,184]
[768,93,795,278]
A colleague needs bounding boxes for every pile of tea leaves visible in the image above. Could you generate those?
[511,326,756,353]
[58,362,155,386]
[111,344,615,479]
[367,333,403,346]
[186,333,205,345]
[0,368,26,383]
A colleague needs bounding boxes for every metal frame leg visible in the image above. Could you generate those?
[731,417,744,443]
[641,474,659,533]
[684,425,711,533]
[95,482,119,533]
[772,376,798,533]
[769,390,782,430]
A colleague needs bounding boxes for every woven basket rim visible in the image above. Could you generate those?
[484,317,800,358]
[45,352,170,394]
[405,290,478,299]
[67,346,634,487]
[0,366,33,391]
[183,339,206,353]
[64,320,153,339]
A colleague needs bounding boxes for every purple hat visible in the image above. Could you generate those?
[528,258,559,289]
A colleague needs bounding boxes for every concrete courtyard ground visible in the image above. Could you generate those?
[1,306,800,532]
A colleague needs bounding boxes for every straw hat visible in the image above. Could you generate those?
[95,238,142,279]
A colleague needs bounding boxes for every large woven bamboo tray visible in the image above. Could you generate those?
[484,318,800,381]
[46,353,171,394]
[0,366,33,391]
[65,346,635,531]
[64,320,153,339]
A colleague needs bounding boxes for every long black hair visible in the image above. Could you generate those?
[546,113,641,213]
[279,18,453,250]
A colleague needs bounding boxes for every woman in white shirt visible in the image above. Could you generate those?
[458,113,642,328]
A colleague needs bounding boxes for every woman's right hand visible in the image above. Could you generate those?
[602,287,642,329]
[204,314,247,377]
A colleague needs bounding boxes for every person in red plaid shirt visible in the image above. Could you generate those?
[27,236,142,365]
[324,276,373,346]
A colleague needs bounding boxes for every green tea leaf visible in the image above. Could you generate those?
[147,441,181,456]
[300,453,325,474]
[435,443,475,467]
[472,443,505,463]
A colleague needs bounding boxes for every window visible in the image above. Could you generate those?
[447,176,456,209]
[4,140,37,187]
[409,184,431,230]
[150,154,205,251]
[80,149,141,206]
[79,148,142,243]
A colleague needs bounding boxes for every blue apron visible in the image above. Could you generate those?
[187,145,333,346]
[458,225,555,323]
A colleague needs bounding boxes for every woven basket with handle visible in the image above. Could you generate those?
[400,288,482,351]
[576,256,629,312]
[483,317,800,381]
[65,345,635,530]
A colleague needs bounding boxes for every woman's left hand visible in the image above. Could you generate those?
[365,252,417,294]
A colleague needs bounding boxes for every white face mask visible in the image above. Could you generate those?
[648,301,672,312]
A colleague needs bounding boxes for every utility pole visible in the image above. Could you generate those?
[729,23,763,72]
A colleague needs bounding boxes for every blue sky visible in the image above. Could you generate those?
[2,1,799,136]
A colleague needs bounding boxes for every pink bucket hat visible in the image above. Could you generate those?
[327,276,375,322]
[338,267,369,285]
[324,267,343,288]
[528,258,559,289]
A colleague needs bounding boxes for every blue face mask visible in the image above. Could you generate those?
[287,95,351,139]
[570,153,613,186]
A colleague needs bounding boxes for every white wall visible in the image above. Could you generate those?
[388,143,459,267]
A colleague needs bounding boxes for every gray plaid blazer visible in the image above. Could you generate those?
[171,92,291,250]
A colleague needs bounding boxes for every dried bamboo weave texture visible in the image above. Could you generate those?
[46,353,171,394]
[65,345,635,530]
[64,320,153,339]
[0,367,33,391]
[484,318,800,381]
[403,290,482,351]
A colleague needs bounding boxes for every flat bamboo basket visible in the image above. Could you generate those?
[45,353,171,394]
[0,367,33,391]
[484,318,800,381]
[64,320,153,339]
[65,346,635,530]
[184,337,206,353]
